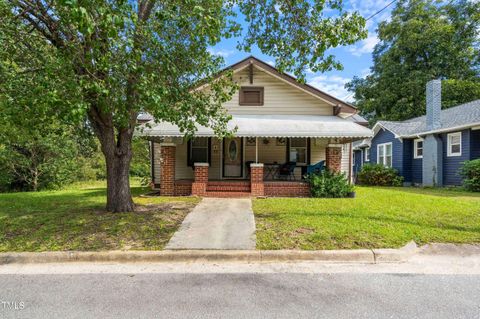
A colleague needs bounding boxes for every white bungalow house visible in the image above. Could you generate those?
[139,56,372,197]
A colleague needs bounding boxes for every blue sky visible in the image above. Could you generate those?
[208,0,395,102]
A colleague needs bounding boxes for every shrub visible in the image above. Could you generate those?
[460,159,480,192]
[305,169,354,198]
[357,164,404,186]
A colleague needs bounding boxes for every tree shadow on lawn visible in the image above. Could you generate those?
[0,186,152,218]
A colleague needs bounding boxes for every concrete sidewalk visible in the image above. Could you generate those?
[165,198,256,250]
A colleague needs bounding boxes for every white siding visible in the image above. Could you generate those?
[153,142,162,183]
[224,67,333,116]
[341,143,352,181]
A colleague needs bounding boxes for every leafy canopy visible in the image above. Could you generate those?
[0,0,367,137]
[346,0,480,122]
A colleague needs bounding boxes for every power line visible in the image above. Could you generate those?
[365,0,398,21]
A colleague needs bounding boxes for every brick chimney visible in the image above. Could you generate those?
[426,80,441,131]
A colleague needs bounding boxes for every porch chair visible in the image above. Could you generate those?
[277,161,296,180]
[306,160,325,175]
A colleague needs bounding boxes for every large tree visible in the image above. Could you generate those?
[346,0,480,123]
[0,0,366,212]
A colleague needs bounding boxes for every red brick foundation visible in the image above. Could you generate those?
[192,163,209,196]
[264,181,310,197]
[174,180,192,196]
[250,164,264,196]
[160,145,176,196]
[326,145,342,173]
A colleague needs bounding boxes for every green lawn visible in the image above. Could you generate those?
[0,180,200,252]
[253,187,480,250]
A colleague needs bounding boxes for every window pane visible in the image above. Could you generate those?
[192,138,208,147]
[417,148,423,156]
[451,144,461,154]
[379,145,384,157]
[295,148,306,164]
[291,138,307,147]
[191,148,207,163]
[450,135,460,145]
[417,141,423,149]
[386,144,392,156]
[386,156,392,167]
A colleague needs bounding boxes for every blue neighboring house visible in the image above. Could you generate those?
[353,80,480,186]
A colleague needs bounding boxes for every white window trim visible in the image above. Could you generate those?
[447,132,462,157]
[377,142,393,167]
[413,138,423,159]
[364,147,370,162]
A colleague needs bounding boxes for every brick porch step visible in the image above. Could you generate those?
[206,185,251,192]
[206,181,251,192]
[204,191,252,198]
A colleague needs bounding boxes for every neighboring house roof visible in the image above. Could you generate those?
[373,99,480,138]
[212,56,357,115]
[347,113,369,126]
[140,115,372,138]
[137,113,153,123]
[352,138,371,150]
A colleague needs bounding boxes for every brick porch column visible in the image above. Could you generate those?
[326,144,342,173]
[250,163,264,197]
[160,143,176,196]
[192,163,209,196]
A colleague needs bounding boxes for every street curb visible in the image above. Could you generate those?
[0,242,417,265]
[371,241,418,263]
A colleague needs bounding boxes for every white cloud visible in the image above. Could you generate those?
[266,60,275,66]
[308,75,353,102]
[347,35,379,56]
[207,48,235,58]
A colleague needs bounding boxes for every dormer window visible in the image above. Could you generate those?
[239,87,264,106]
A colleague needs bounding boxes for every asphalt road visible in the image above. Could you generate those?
[1,270,480,319]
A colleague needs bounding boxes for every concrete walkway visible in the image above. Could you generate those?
[166,198,256,250]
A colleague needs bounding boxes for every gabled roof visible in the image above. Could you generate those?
[373,99,480,138]
[220,56,357,115]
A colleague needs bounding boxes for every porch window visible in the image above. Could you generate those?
[414,139,423,159]
[188,138,210,166]
[447,132,462,157]
[289,138,308,165]
[377,143,392,167]
[239,87,264,106]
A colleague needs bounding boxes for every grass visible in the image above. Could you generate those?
[253,186,480,250]
[0,180,200,252]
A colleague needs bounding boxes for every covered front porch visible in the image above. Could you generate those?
[154,136,348,197]
[144,115,372,197]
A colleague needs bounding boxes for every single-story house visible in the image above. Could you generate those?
[353,80,480,186]
[139,56,372,197]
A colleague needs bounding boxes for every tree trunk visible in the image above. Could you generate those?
[88,107,136,213]
[104,149,135,212]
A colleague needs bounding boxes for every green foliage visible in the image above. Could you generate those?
[0,0,367,208]
[357,164,404,186]
[460,159,480,192]
[130,137,151,186]
[253,187,480,250]
[305,170,354,198]
[346,0,480,123]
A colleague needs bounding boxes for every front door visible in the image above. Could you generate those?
[223,138,243,178]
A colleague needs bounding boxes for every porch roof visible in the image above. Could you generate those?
[140,115,372,138]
